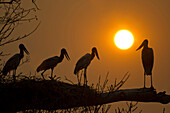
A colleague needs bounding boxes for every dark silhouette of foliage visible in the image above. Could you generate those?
[0,73,129,112]
[0,72,169,112]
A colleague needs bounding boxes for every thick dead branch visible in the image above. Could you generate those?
[0,80,169,112]
[101,88,169,104]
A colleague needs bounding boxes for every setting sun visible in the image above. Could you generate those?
[114,30,134,50]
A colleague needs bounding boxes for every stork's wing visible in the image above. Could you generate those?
[37,56,60,72]
[150,48,154,70]
[2,54,20,75]
[74,53,91,74]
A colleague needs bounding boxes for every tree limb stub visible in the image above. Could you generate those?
[101,88,169,105]
[0,80,169,112]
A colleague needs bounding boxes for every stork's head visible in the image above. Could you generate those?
[92,47,100,60]
[19,44,30,55]
[136,39,148,51]
[61,48,70,61]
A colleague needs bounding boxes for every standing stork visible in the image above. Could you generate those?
[2,44,30,81]
[36,48,70,80]
[136,39,154,88]
[74,47,100,85]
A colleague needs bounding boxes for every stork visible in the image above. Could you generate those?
[36,48,70,80]
[2,44,30,81]
[136,39,154,89]
[74,47,100,85]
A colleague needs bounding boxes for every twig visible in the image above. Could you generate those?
[65,76,74,85]
[0,0,15,4]
[0,22,40,46]
[32,0,40,10]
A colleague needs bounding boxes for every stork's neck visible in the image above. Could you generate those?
[19,49,24,59]
[91,51,95,60]
[143,44,148,49]
[59,53,64,62]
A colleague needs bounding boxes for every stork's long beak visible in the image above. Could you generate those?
[65,51,70,61]
[136,42,144,51]
[95,50,100,60]
[23,47,30,55]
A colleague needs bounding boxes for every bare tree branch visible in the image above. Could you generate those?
[32,0,40,10]
[0,0,15,4]
[114,102,140,113]
[0,22,40,46]
[0,0,39,47]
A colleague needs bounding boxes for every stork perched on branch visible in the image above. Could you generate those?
[2,44,30,81]
[136,39,154,89]
[74,47,100,85]
[36,48,70,80]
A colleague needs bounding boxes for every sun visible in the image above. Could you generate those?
[114,30,134,50]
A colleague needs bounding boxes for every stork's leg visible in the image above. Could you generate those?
[77,73,80,85]
[76,72,81,85]
[144,74,146,88]
[8,71,11,79]
[13,69,16,82]
[150,75,154,89]
[84,68,87,86]
[50,68,54,80]
[41,70,46,80]
[79,70,83,84]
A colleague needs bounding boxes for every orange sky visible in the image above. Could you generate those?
[1,0,170,112]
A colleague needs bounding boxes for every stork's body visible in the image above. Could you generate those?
[37,48,70,80]
[136,39,154,88]
[2,44,29,81]
[142,47,154,75]
[74,47,100,85]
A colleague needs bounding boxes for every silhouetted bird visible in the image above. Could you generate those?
[136,39,154,88]
[37,48,70,80]
[74,47,100,85]
[2,44,29,81]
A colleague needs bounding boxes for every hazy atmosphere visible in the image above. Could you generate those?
[1,0,170,112]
